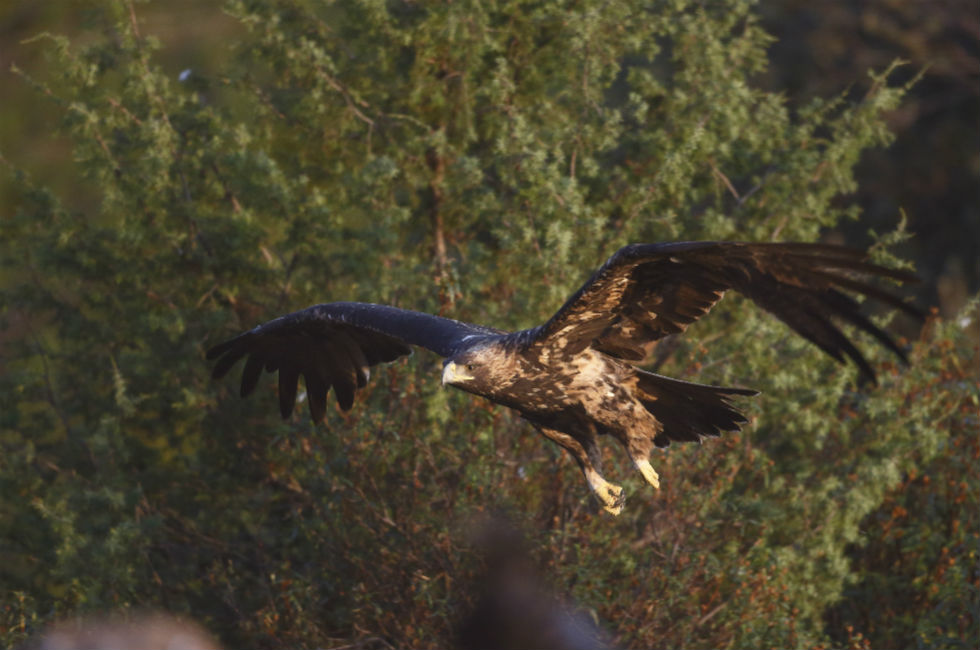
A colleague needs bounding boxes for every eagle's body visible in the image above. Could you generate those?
[208,241,920,514]
[441,337,755,510]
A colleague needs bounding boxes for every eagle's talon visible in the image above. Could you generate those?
[602,503,624,516]
[635,458,661,490]
[601,486,626,516]
[590,477,625,516]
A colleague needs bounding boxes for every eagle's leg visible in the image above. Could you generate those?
[533,424,625,516]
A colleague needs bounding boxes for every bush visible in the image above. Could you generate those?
[2,1,976,647]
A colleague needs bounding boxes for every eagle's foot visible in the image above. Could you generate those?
[585,469,625,515]
[600,485,626,516]
[635,458,661,490]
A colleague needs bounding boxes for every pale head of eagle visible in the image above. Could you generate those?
[441,340,517,399]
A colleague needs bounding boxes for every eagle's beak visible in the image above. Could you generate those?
[442,361,473,386]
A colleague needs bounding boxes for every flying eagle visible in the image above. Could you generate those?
[207,242,919,515]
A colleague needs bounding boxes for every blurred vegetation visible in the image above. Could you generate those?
[1,1,977,649]
[758,0,979,319]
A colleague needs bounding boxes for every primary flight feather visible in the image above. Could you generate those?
[207,241,920,514]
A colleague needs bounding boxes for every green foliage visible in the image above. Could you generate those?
[2,1,976,648]
[825,304,980,649]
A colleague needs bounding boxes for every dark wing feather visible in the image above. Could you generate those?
[278,366,299,419]
[525,242,921,383]
[208,302,496,422]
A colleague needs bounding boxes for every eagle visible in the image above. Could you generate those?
[207,241,920,515]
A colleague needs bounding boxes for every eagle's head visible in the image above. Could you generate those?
[441,340,510,397]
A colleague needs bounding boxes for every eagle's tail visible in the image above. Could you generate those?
[633,369,758,447]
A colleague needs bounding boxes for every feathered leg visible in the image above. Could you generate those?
[532,423,625,515]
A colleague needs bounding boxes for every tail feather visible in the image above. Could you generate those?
[634,370,757,448]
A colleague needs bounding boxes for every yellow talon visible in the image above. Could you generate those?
[635,458,661,489]
[601,492,625,516]
[585,469,626,515]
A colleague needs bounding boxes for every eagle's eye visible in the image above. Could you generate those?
[465,364,475,371]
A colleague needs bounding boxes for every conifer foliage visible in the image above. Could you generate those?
[2,1,976,648]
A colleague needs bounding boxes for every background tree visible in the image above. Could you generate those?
[760,0,979,319]
[2,1,976,648]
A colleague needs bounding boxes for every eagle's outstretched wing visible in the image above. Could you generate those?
[207,302,497,421]
[524,242,922,382]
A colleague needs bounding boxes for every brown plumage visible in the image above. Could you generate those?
[207,241,921,514]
